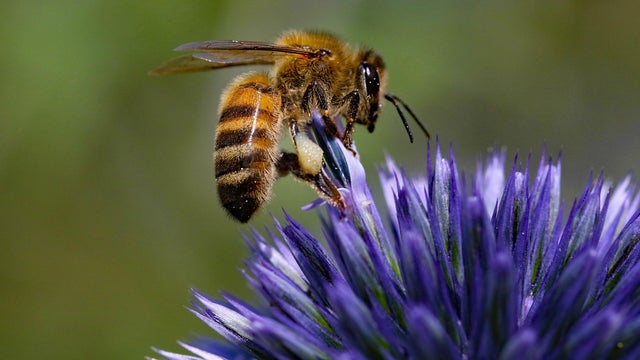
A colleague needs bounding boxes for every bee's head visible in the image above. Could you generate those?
[357,50,386,133]
[356,49,429,142]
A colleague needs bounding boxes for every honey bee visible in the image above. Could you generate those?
[150,30,428,222]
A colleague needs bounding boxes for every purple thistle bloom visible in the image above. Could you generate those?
[151,112,640,359]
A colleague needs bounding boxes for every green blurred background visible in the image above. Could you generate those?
[2,0,639,358]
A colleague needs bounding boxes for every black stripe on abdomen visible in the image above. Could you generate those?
[214,127,274,151]
[219,105,275,124]
[238,82,277,94]
[216,170,271,223]
[214,147,272,178]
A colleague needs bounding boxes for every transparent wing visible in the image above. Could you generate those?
[149,40,321,75]
[148,54,273,75]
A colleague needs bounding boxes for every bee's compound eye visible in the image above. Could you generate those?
[359,63,380,98]
[359,62,381,122]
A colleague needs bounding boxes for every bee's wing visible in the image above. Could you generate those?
[149,40,320,75]
[148,54,273,75]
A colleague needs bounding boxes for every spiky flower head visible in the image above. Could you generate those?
[151,112,640,359]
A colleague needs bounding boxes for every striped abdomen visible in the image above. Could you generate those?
[214,72,282,222]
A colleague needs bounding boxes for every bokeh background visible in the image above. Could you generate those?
[2,1,639,358]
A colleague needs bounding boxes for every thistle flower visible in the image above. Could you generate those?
[151,112,640,359]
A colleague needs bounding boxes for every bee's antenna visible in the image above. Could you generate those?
[384,93,431,142]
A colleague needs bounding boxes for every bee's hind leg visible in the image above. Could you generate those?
[276,152,346,212]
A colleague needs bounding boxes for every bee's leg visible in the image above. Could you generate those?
[301,80,341,139]
[288,118,324,175]
[338,90,360,155]
[277,152,346,212]
[302,80,329,114]
[288,118,301,145]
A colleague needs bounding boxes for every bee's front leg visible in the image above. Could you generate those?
[337,90,360,155]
